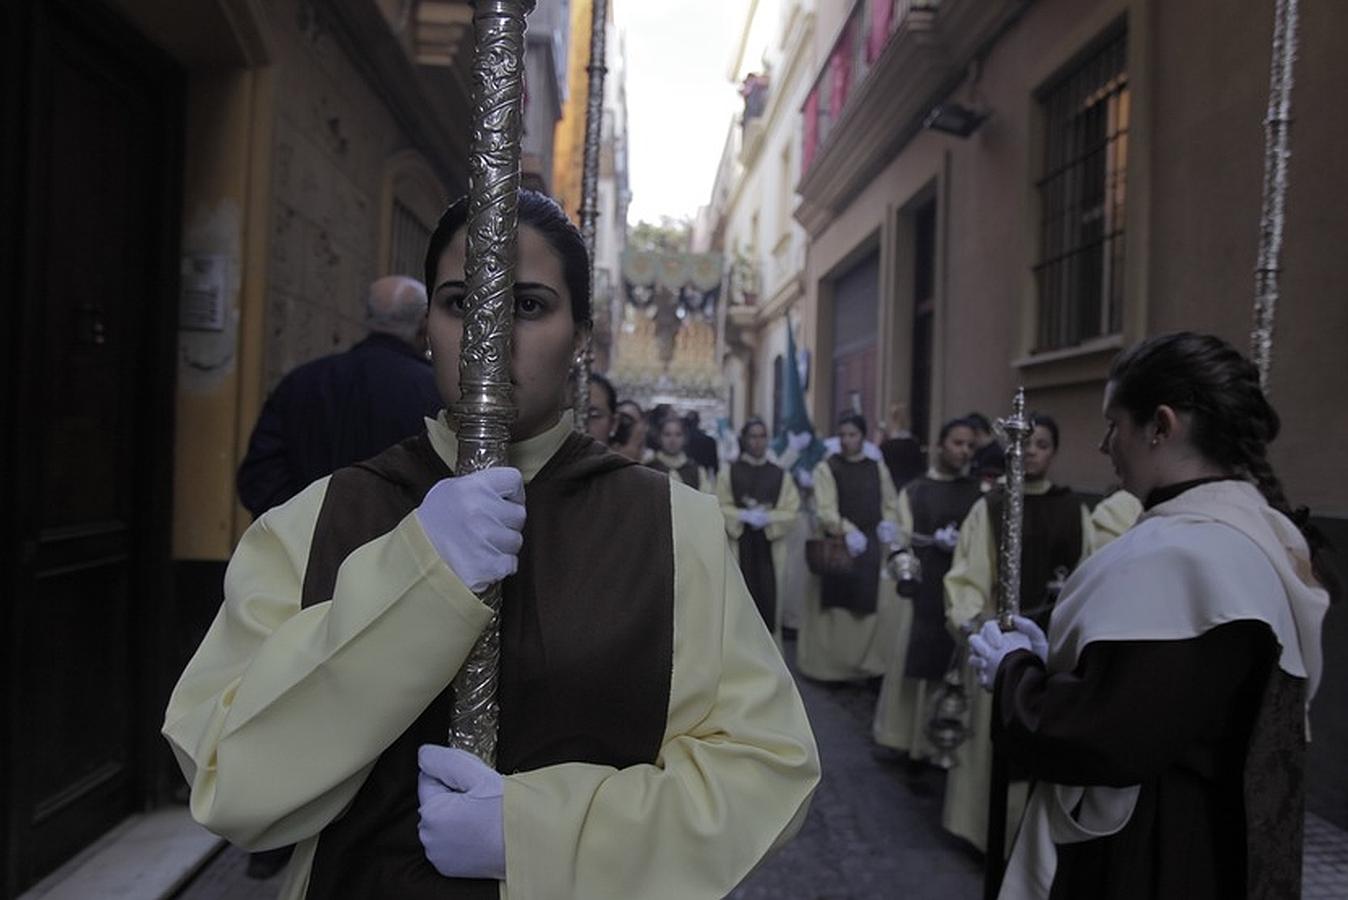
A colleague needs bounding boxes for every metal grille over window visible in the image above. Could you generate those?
[1034,28,1129,351]
[391,197,432,280]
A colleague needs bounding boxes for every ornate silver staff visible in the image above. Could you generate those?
[984,385,1032,899]
[448,0,536,766]
[1251,0,1299,392]
[572,0,609,431]
[994,386,1032,630]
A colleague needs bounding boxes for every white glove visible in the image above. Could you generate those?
[787,430,813,452]
[967,618,1036,691]
[844,529,867,557]
[876,521,898,545]
[933,523,960,552]
[1010,613,1049,662]
[415,468,526,593]
[739,508,771,529]
[417,745,505,880]
[794,468,814,489]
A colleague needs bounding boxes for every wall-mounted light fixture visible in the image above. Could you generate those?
[923,102,989,138]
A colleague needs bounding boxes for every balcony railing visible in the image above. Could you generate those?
[801,0,937,177]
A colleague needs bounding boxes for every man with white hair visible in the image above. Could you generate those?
[237,276,440,519]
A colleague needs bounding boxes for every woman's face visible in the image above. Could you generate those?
[937,425,975,475]
[586,382,615,443]
[1022,424,1057,480]
[1099,381,1156,498]
[659,419,686,456]
[429,224,581,441]
[743,423,769,459]
[838,423,864,457]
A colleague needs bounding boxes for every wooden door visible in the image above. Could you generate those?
[1,0,182,893]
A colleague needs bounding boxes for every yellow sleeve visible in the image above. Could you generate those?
[897,487,915,542]
[812,460,848,536]
[944,497,995,637]
[880,464,901,529]
[764,472,801,542]
[1089,490,1142,552]
[717,467,744,540]
[161,478,492,851]
[501,486,820,899]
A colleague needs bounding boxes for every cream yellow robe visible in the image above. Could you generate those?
[940,480,1093,853]
[1089,489,1143,552]
[653,450,714,493]
[163,415,819,900]
[872,468,959,758]
[796,454,901,682]
[717,454,802,641]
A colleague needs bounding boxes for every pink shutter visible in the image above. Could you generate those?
[830,24,853,117]
[802,89,819,174]
[869,0,893,62]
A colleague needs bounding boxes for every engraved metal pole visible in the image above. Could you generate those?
[572,0,609,431]
[1251,0,1299,392]
[994,387,1032,630]
[448,0,536,765]
[984,385,1032,900]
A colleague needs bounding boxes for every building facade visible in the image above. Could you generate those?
[707,0,818,433]
[788,0,1347,829]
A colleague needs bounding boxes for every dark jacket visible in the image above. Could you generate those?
[237,333,441,517]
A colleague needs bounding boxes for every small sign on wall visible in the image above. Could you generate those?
[179,254,228,331]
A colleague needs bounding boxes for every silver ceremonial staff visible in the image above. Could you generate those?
[984,385,1032,900]
[572,0,609,431]
[1252,0,1299,392]
[994,386,1032,630]
[448,0,536,766]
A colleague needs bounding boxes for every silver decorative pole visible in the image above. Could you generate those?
[994,387,1032,630]
[573,0,609,431]
[1251,0,1299,392]
[448,0,536,765]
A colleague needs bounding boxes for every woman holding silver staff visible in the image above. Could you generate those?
[873,417,983,761]
[717,416,802,637]
[941,412,1093,853]
[797,413,903,682]
[968,332,1334,899]
[162,190,819,899]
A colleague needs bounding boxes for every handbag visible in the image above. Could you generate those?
[805,536,855,576]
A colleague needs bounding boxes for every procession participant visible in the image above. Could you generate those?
[717,417,802,635]
[610,398,648,462]
[648,412,714,492]
[584,371,618,444]
[163,190,819,900]
[873,418,982,759]
[1088,487,1143,552]
[966,412,1006,485]
[971,332,1334,900]
[941,413,1092,852]
[879,402,926,492]
[797,414,903,682]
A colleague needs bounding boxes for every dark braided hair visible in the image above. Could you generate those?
[1109,331,1339,600]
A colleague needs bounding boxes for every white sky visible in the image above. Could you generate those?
[616,0,751,225]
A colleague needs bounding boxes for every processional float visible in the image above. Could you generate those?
[573,0,610,430]
[446,0,536,764]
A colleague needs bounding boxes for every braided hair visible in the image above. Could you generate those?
[1108,331,1339,600]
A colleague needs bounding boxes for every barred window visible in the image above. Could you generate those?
[389,197,432,281]
[1034,27,1129,351]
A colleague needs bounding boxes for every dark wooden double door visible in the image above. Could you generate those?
[1,0,182,894]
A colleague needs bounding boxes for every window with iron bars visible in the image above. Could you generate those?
[390,197,432,281]
[1034,27,1129,351]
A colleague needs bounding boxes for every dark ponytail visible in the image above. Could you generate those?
[1109,331,1339,601]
